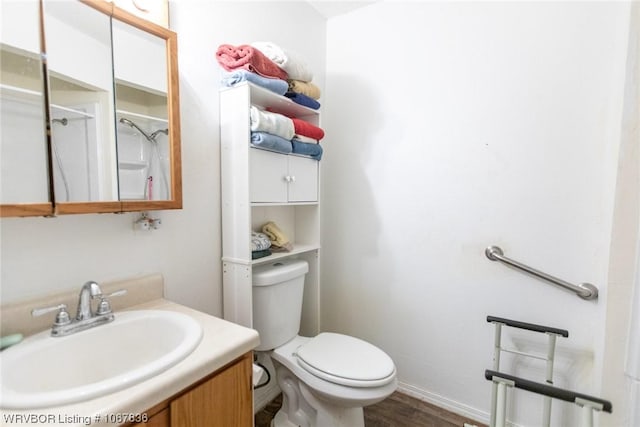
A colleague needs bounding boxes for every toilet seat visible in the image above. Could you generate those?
[295,333,396,388]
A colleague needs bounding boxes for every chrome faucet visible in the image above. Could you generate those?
[76,280,102,321]
[32,281,126,337]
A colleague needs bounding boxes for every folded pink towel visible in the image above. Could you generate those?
[291,118,325,140]
[216,44,288,80]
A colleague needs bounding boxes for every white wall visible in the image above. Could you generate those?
[321,2,630,425]
[1,1,635,425]
[0,1,326,318]
[602,4,640,426]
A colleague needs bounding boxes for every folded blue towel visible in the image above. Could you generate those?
[251,132,293,154]
[292,139,323,160]
[221,70,288,95]
[285,92,321,110]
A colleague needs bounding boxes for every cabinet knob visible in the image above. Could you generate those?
[290,175,296,183]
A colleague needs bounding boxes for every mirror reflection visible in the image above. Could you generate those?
[0,0,49,206]
[112,19,171,201]
[43,0,118,203]
[2,0,180,216]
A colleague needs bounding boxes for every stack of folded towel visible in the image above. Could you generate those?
[217,44,289,95]
[250,222,294,259]
[251,231,272,259]
[251,42,322,111]
[216,42,325,160]
[250,106,324,160]
[216,42,322,110]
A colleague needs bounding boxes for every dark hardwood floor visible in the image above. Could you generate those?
[255,391,487,427]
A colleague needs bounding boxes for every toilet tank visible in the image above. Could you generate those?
[252,259,309,351]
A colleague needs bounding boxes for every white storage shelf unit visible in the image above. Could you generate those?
[220,82,320,336]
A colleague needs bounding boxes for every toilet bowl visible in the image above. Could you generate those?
[252,259,397,427]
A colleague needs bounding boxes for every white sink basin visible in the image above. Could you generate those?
[0,310,203,409]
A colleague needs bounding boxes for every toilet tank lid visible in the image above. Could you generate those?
[252,259,309,286]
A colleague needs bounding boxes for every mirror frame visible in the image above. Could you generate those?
[54,0,182,215]
[112,2,182,213]
[0,0,53,218]
[0,0,182,217]
[47,0,120,215]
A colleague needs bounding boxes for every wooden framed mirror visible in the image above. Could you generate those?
[0,0,52,217]
[43,0,121,214]
[0,0,181,217]
[54,0,182,214]
[111,7,182,212]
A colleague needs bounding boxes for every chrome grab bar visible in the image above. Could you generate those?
[485,246,598,301]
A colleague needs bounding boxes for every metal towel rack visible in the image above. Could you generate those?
[485,369,612,427]
[485,246,598,300]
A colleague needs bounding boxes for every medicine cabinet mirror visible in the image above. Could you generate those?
[0,0,181,217]
[0,0,52,217]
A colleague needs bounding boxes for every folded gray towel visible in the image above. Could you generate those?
[251,231,272,251]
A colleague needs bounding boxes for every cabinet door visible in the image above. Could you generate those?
[131,408,169,427]
[250,148,288,203]
[170,355,252,427]
[288,155,318,202]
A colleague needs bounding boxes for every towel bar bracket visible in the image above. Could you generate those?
[485,246,598,301]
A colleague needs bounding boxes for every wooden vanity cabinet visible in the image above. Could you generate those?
[136,408,169,427]
[126,352,252,427]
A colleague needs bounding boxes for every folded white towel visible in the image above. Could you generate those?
[250,106,295,140]
[251,41,314,83]
[293,134,318,144]
[251,41,287,66]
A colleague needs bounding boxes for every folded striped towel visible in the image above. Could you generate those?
[251,231,272,251]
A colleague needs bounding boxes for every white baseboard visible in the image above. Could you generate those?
[397,381,490,425]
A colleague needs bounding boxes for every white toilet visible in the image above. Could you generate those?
[252,259,397,427]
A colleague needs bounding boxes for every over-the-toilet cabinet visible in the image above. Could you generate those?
[250,148,318,203]
[0,0,182,217]
[220,82,320,337]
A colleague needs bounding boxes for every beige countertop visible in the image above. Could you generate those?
[0,298,260,426]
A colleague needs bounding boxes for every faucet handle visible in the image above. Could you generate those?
[106,289,127,298]
[32,303,71,326]
[96,289,127,316]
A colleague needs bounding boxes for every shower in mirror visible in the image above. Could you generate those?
[51,117,70,201]
[50,104,102,202]
[117,116,169,201]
